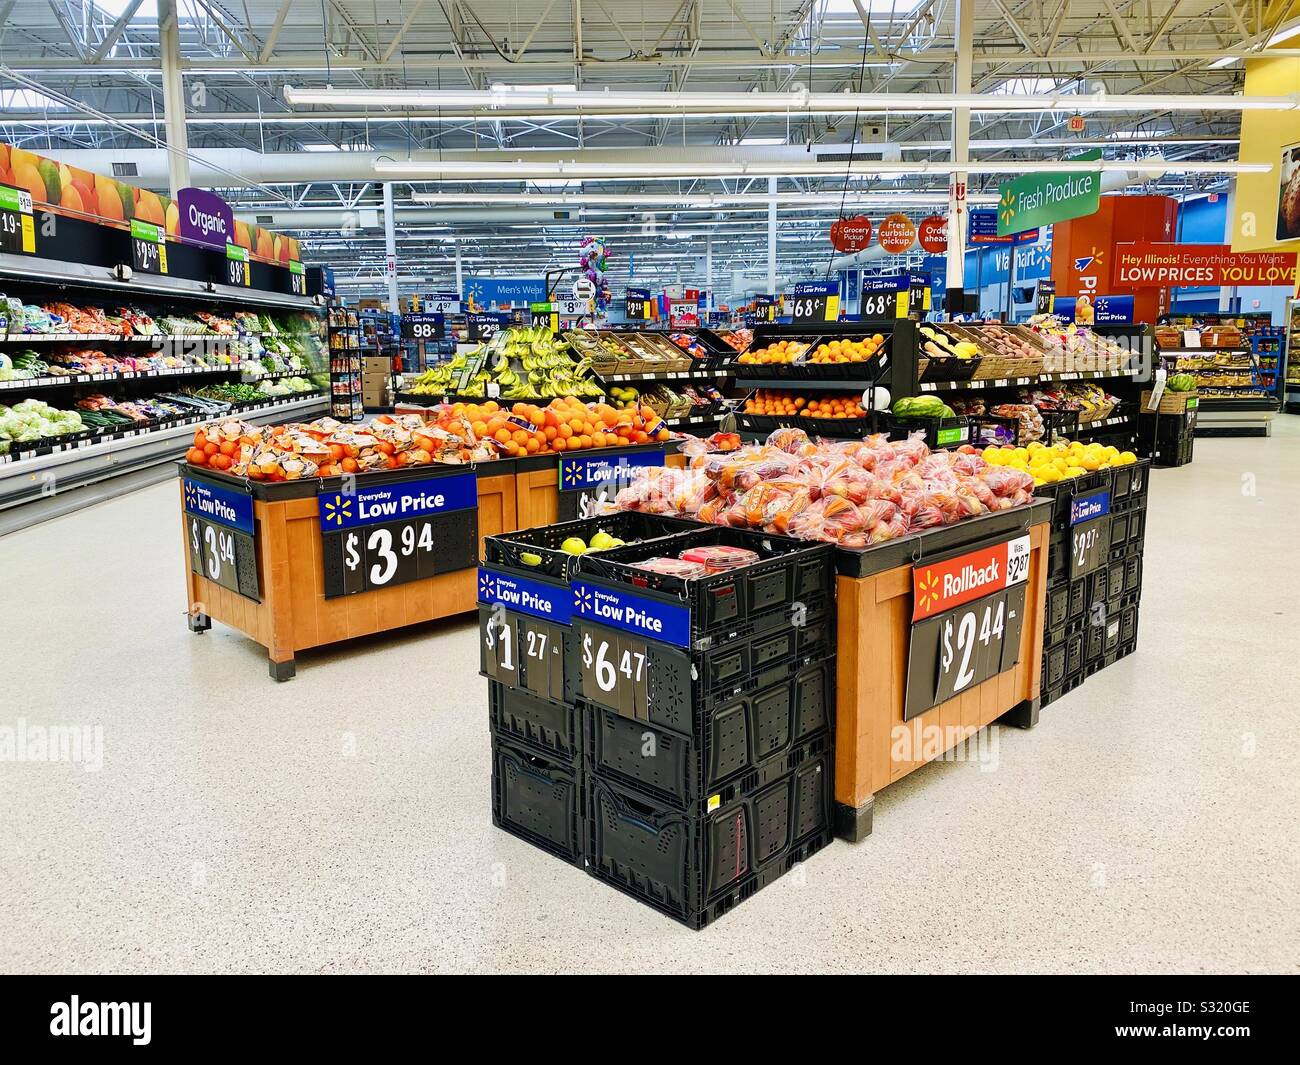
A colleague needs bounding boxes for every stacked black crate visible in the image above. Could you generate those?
[572,526,837,929]
[480,513,701,868]
[1040,459,1150,705]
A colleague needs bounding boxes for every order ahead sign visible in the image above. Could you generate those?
[1112,242,1298,288]
[997,150,1101,236]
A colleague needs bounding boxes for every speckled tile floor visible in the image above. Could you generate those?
[2,419,1298,974]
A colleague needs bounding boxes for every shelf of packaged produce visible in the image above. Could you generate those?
[919,369,1141,392]
[593,367,729,382]
[663,412,726,427]
[0,364,264,391]
[1,332,278,345]
[243,370,326,382]
[1074,414,1135,434]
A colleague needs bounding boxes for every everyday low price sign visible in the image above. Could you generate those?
[572,580,690,648]
[478,567,572,624]
[183,477,260,600]
[318,472,478,597]
[1069,489,1112,579]
[478,567,571,702]
[997,150,1101,236]
[559,451,664,492]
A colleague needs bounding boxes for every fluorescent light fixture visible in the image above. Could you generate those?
[1269,23,1300,45]
[302,143,371,151]
[284,86,1300,117]
[382,158,1268,180]
[737,137,788,145]
[412,191,998,207]
[1209,56,1241,70]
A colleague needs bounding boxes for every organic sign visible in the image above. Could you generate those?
[1112,242,1298,287]
[830,215,873,252]
[178,187,234,251]
[997,150,1101,236]
[877,214,917,254]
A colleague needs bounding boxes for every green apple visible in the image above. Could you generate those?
[560,537,588,555]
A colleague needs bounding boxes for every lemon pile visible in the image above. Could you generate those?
[982,439,1138,486]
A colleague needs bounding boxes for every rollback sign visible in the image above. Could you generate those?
[904,535,1031,719]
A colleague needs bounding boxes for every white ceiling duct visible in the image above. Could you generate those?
[235,208,576,230]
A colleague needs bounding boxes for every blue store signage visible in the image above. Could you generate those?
[1070,489,1112,526]
[1093,294,1135,324]
[317,472,477,530]
[183,477,254,534]
[559,451,664,492]
[573,580,691,648]
[477,567,572,624]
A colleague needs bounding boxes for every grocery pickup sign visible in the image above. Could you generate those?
[1113,243,1298,288]
[997,150,1101,236]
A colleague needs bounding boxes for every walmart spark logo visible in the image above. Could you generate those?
[1074,246,1104,273]
[560,459,583,489]
[321,493,354,527]
[575,585,595,614]
[915,568,942,615]
[183,483,199,509]
[998,187,1017,228]
[478,572,496,601]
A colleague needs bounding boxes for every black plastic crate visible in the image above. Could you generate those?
[881,412,973,450]
[583,664,833,809]
[693,598,834,693]
[733,329,891,382]
[586,750,833,929]
[734,410,877,439]
[1044,643,1067,690]
[489,680,580,761]
[1068,574,1087,619]
[1120,602,1139,646]
[1126,504,1147,547]
[1046,583,1071,630]
[1108,510,1130,549]
[484,512,697,581]
[1044,614,1083,650]
[1041,670,1084,709]
[491,736,584,866]
[1085,565,1109,609]
[1122,552,1142,596]
[1111,459,1150,501]
[1065,630,1085,677]
[1105,559,1126,606]
[1084,615,1106,665]
[573,525,834,646]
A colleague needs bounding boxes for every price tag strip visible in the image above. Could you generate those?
[477,568,572,704]
[317,472,478,598]
[130,219,167,275]
[0,183,37,255]
[1068,488,1112,580]
[183,477,260,601]
[224,243,251,287]
[904,534,1031,720]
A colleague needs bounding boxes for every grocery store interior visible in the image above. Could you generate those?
[1,1,1298,974]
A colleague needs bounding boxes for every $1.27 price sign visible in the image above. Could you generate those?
[318,472,478,598]
[183,477,260,600]
[904,534,1030,719]
[477,568,572,703]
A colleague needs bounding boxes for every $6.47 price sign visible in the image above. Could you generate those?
[576,622,651,720]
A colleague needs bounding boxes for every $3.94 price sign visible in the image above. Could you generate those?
[183,477,260,600]
[575,621,651,720]
[904,535,1030,719]
[318,472,478,597]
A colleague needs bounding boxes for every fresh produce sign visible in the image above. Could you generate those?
[183,476,260,601]
[317,471,478,598]
[478,568,571,703]
[997,150,1101,236]
[829,215,873,252]
[904,535,1031,718]
[0,183,36,255]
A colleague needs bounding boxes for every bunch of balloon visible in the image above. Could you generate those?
[580,236,610,309]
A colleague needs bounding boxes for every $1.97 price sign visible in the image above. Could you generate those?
[318,472,478,598]
[183,477,260,600]
[477,568,571,704]
[904,535,1030,719]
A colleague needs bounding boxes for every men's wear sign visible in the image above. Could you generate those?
[317,473,478,597]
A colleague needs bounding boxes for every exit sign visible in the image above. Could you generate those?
[1067,115,1085,132]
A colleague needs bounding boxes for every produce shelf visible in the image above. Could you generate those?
[919,369,1141,392]
[0,365,250,391]
[1074,414,1135,434]
[593,368,729,382]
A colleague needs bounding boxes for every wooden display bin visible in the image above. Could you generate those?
[181,463,515,680]
[833,501,1052,841]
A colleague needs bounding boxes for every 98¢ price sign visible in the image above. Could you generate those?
[183,477,261,600]
[904,535,1030,719]
[477,568,571,703]
[318,472,478,598]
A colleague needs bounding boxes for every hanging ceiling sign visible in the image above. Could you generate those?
[877,214,917,255]
[997,149,1102,236]
[830,215,873,252]
[917,216,949,254]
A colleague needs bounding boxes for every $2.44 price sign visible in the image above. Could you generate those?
[318,472,478,598]
[904,534,1030,719]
